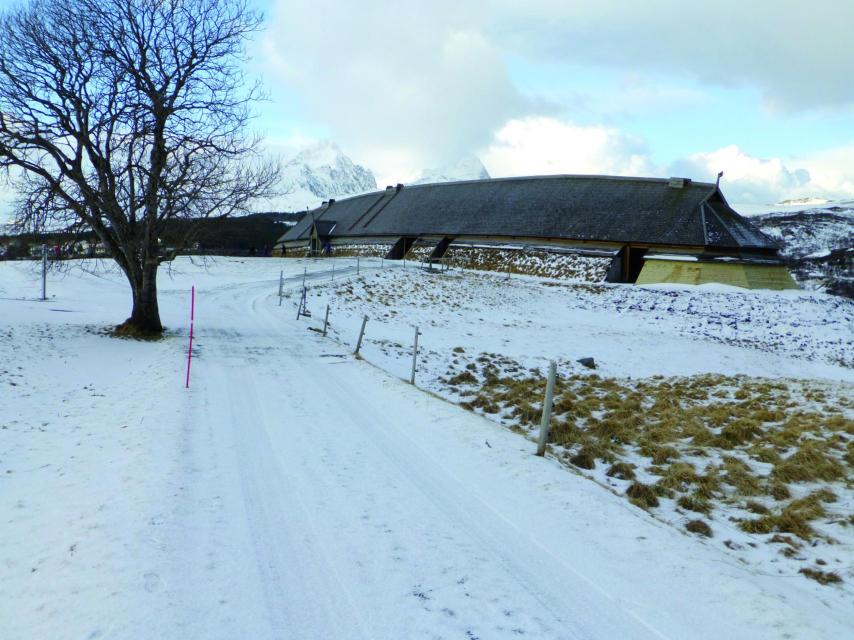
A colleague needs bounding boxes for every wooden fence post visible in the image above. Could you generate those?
[322,305,330,337]
[536,361,557,456]
[354,315,368,355]
[278,269,283,306]
[410,326,421,385]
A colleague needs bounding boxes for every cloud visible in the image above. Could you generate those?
[481,117,655,178]
[261,1,854,197]
[670,144,854,203]
[491,0,854,112]
[264,1,531,182]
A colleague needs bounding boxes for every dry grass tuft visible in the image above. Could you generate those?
[605,461,636,480]
[626,482,659,509]
[685,519,713,537]
[677,494,712,515]
[447,371,478,386]
[799,567,843,585]
[655,462,700,492]
[744,500,771,515]
[569,448,596,470]
[773,441,844,483]
[721,456,762,496]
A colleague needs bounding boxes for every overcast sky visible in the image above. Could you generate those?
[249,0,854,204]
[2,0,853,221]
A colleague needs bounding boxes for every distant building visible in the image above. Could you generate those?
[275,174,797,289]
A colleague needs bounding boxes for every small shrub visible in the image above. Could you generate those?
[685,519,713,537]
[626,482,659,509]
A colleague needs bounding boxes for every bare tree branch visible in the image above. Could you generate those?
[0,0,280,333]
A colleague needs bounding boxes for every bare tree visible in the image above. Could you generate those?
[0,0,279,334]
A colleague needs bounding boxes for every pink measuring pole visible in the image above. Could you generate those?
[185,285,195,388]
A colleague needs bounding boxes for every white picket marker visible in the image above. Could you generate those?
[41,244,47,301]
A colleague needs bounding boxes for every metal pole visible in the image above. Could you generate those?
[322,305,330,337]
[536,361,557,456]
[410,326,420,385]
[357,256,360,275]
[41,244,47,301]
[302,266,306,288]
[332,260,335,281]
[278,270,284,307]
[354,315,367,356]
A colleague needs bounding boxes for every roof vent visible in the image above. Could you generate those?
[321,200,328,205]
[395,183,404,192]
[328,198,336,205]
[385,185,394,190]
[668,177,691,189]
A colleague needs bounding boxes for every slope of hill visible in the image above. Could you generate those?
[750,202,854,297]
[2,257,852,639]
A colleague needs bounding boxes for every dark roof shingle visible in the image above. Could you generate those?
[278,174,777,251]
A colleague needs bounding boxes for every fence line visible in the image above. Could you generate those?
[286,262,563,456]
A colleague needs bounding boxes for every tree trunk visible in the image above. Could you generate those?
[121,262,163,335]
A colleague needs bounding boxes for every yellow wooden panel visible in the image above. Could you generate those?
[636,260,798,290]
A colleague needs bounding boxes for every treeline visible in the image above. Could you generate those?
[0,211,305,259]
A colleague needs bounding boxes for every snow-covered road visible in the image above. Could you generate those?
[2,258,852,639]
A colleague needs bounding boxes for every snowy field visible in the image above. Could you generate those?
[1,256,853,639]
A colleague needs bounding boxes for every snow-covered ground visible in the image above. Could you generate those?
[2,257,853,639]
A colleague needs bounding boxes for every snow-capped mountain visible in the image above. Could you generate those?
[752,202,853,260]
[279,141,376,212]
[750,201,854,297]
[412,156,490,185]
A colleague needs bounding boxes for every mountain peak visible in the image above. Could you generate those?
[413,156,491,185]
[279,141,377,211]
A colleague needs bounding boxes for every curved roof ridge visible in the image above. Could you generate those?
[406,173,716,191]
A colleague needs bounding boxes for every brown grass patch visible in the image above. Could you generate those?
[773,441,844,483]
[605,462,636,480]
[685,519,713,537]
[626,482,659,509]
[799,567,843,585]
